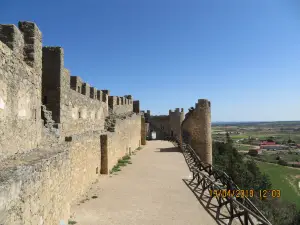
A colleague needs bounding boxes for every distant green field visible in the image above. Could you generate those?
[213,132,300,144]
[256,152,300,163]
[257,161,300,209]
[234,144,252,151]
[230,135,249,140]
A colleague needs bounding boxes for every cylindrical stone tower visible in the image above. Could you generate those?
[195,99,212,164]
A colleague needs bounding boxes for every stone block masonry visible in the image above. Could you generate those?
[0,22,43,160]
[0,20,145,225]
[42,46,109,137]
[169,108,184,140]
[105,113,142,172]
[109,95,134,115]
[146,103,212,163]
[141,116,147,145]
[182,99,212,164]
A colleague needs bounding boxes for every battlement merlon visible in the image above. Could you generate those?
[101,90,109,102]
[0,21,42,71]
[42,46,64,123]
[0,24,24,59]
[120,97,124,105]
[97,90,103,101]
[196,99,211,110]
[133,100,140,113]
[18,21,42,71]
[82,83,90,96]
[90,87,97,100]
[70,76,83,93]
[102,90,110,96]
[108,96,118,109]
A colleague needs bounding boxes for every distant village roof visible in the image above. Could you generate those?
[260,141,276,145]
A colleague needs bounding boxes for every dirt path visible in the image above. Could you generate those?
[70,140,218,225]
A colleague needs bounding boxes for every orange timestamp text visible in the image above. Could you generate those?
[209,189,281,199]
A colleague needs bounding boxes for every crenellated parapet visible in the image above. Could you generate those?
[41,46,112,136]
[0,21,43,159]
[133,100,140,113]
[0,20,145,225]
[108,94,135,114]
[0,20,142,157]
[70,76,83,93]
[0,21,42,71]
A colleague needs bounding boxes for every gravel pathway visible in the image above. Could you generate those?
[71,140,218,225]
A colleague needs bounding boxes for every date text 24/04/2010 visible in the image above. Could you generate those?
[209,189,281,198]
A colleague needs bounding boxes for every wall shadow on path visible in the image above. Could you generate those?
[155,147,181,153]
[180,145,238,225]
[158,141,237,225]
[182,179,235,225]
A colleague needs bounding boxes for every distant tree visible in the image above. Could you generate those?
[225,132,233,144]
[278,159,288,166]
[212,141,300,225]
[267,137,274,142]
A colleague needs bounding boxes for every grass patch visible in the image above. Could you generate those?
[110,164,121,173]
[257,161,300,209]
[68,220,77,224]
[136,147,142,150]
[109,154,132,174]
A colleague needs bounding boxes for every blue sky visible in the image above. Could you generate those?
[1,0,300,121]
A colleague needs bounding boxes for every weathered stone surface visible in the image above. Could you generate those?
[182,99,212,164]
[0,20,144,225]
[169,108,184,140]
[0,26,42,160]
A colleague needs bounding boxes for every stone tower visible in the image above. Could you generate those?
[181,99,212,165]
[195,99,212,164]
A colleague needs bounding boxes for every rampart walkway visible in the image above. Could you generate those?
[71,140,218,225]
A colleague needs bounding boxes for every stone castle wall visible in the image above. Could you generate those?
[148,115,170,139]
[147,108,184,140]
[0,20,144,225]
[0,112,142,225]
[0,22,43,160]
[0,146,71,225]
[169,108,184,140]
[42,47,109,137]
[106,113,141,171]
[108,95,134,115]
